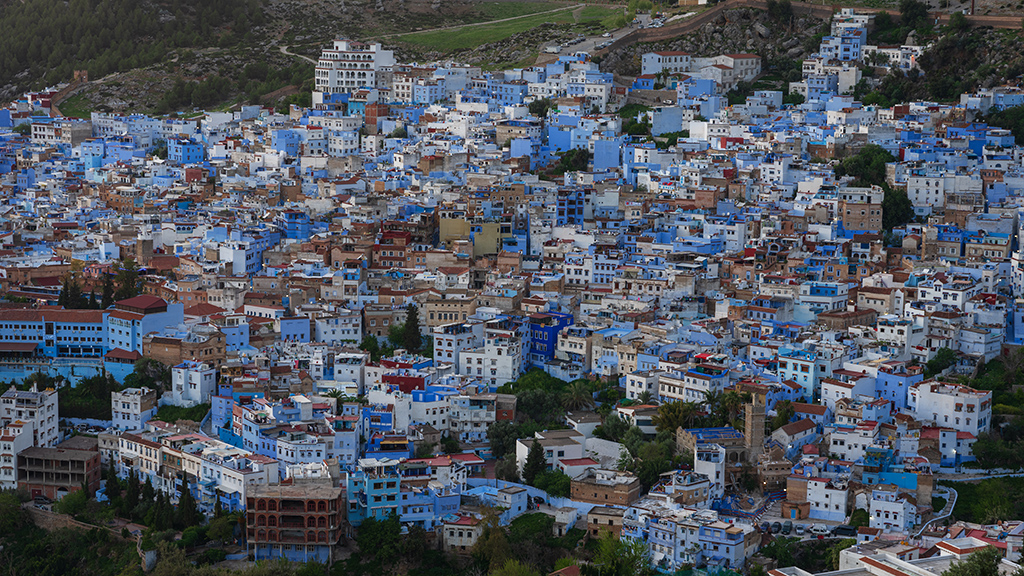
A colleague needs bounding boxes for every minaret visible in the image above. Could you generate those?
[745,392,765,463]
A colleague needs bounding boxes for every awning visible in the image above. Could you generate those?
[0,342,37,352]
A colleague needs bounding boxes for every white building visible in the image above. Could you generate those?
[458,327,523,386]
[169,361,217,407]
[515,430,584,474]
[313,39,396,104]
[869,489,919,533]
[111,387,158,431]
[909,381,992,437]
[0,386,59,449]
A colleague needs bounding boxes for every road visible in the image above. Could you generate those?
[279,45,317,65]
[369,3,587,40]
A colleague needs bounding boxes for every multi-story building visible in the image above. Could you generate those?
[909,381,991,437]
[111,387,157,431]
[869,489,918,533]
[313,39,396,103]
[246,482,346,563]
[18,442,102,499]
[570,468,642,506]
[0,386,59,449]
[169,361,217,407]
[458,327,523,386]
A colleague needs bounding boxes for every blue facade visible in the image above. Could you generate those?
[527,311,574,368]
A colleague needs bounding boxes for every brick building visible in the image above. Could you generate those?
[17,443,101,500]
[246,482,346,563]
[570,468,641,506]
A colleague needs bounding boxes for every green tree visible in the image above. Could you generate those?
[522,439,546,486]
[124,467,140,512]
[827,538,857,570]
[105,465,121,500]
[837,144,895,187]
[403,303,422,353]
[882,184,915,230]
[563,379,595,411]
[113,257,142,301]
[101,273,115,309]
[900,0,929,29]
[652,400,699,434]
[55,488,88,516]
[176,486,201,529]
[941,546,1007,576]
[556,148,591,174]
[359,335,382,361]
[495,453,521,483]
[596,413,631,441]
[533,470,571,497]
[491,559,541,576]
[771,400,796,431]
[528,98,552,118]
[473,509,511,571]
[0,491,26,533]
[207,513,237,543]
[356,512,401,561]
[926,347,958,378]
[487,420,519,460]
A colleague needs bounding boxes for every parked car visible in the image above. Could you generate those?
[795,524,806,536]
[771,522,782,534]
[782,520,793,535]
[602,32,612,37]
[833,525,858,537]
[760,521,770,532]
[811,524,830,536]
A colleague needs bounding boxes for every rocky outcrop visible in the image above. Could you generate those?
[599,8,829,77]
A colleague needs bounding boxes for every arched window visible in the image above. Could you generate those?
[268,516,277,527]
[318,501,327,512]
[268,500,277,511]
[318,517,327,528]
[307,517,317,528]
[307,531,316,543]
[257,515,266,526]
[307,501,317,512]
[257,530,266,540]
[318,531,328,543]
[268,530,277,541]
[257,500,266,511]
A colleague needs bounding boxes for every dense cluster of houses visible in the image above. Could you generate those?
[0,7,1023,571]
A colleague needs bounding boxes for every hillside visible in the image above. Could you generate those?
[2,0,585,112]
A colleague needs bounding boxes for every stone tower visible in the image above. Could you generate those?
[745,392,765,463]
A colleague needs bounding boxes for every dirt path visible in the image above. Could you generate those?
[279,45,317,64]
[370,3,585,39]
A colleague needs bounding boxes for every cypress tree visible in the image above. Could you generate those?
[522,439,546,486]
[404,303,422,353]
[101,273,114,309]
[176,486,200,529]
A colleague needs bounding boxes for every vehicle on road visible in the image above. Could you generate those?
[795,524,806,536]
[771,522,782,533]
[782,520,793,535]
[760,522,770,532]
[833,525,858,537]
[811,524,830,536]
[602,32,611,37]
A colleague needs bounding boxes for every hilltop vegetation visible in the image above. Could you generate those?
[0,0,263,95]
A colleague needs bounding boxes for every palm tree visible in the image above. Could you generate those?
[702,390,723,424]
[637,390,654,405]
[563,380,595,411]
[721,391,744,422]
[652,400,700,434]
